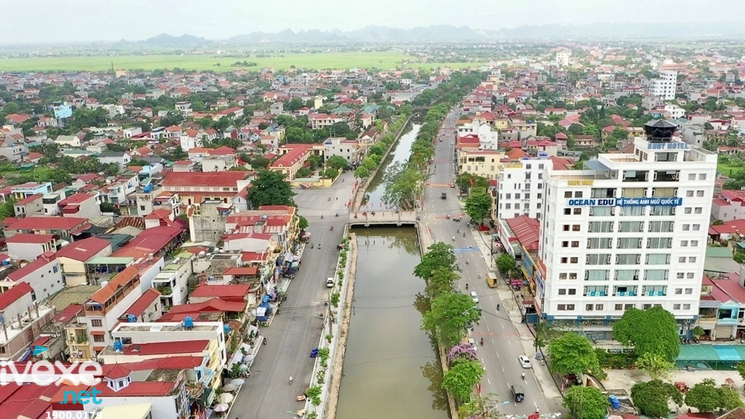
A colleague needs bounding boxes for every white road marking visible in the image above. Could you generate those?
[487,378,491,385]
[501,323,505,329]
[508,340,512,346]
[486,326,490,332]
[501,366,505,373]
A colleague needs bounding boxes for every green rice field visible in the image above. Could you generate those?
[0,52,482,72]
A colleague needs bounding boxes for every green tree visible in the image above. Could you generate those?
[297,215,309,230]
[547,333,602,377]
[326,156,348,170]
[563,386,609,419]
[354,166,370,179]
[296,167,312,178]
[457,393,500,419]
[414,242,457,280]
[568,123,585,136]
[612,306,680,362]
[246,170,295,208]
[496,253,517,275]
[422,292,481,347]
[534,322,563,351]
[307,154,323,170]
[635,352,674,380]
[0,199,16,222]
[383,162,424,210]
[441,359,485,403]
[464,190,492,224]
[427,267,460,298]
[248,155,270,169]
[721,387,745,410]
[285,97,304,111]
[685,379,722,413]
[323,167,339,179]
[631,380,682,418]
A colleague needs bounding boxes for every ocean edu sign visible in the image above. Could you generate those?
[568,197,683,207]
[0,355,103,405]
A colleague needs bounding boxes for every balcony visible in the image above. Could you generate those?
[156,285,173,296]
[654,170,679,182]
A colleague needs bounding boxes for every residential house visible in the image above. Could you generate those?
[54,134,83,147]
[712,190,745,222]
[37,303,84,361]
[10,182,53,199]
[13,194,43,218]
[270,144,314,181]
[97,151,132,169]
[161,171,251,206]
[6,234,56,261]
[1,252,62,302]
[4,217,90,243]
[151,252,193,308]
[57,193,101,219]
[323,137,361,165]
[0,282,56,360]
[55,237,113,286]
[308,113,345,130]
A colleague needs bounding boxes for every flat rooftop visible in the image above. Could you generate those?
[112,322,221,333]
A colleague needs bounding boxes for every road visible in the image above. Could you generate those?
[420,107,560,415]
[230,172,353,418]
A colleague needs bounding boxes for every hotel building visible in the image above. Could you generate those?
[537,120,717,337]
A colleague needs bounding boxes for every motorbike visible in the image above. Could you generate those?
[466,259,469,265]
[328,197,331,201]
[335,213,339,217]
[480,338,484,346]
[263,337,267,345]
[330,226,334,231]
[321,215,324,219]
[310,244,314,249]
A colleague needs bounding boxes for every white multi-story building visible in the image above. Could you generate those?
[537,120,716,337]
[653,70,678,101]
[556,51,571,67]
[497,155,551,220]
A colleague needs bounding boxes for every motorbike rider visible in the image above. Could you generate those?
[521,372,526,380]
[480,337,484,346]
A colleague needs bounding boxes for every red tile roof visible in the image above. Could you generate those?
[190,284,249,300]
[101,356,202,374]
[162,171,248,187]
[7,216,89,232]
[105,364,131,379]
[271,144,313,169]
[5,234,55,244]
[0,282,32,310]
[113,226,182,255]
[16,194,43,205]
[168,298,245,314]
[506,216,540,252]
[224,266,258,276]
[55,237,110,261]
[54,304,83,324]
[58,193,96,206]
[6,253,56,282]
[124,288,161,318]
[90,266,139,304]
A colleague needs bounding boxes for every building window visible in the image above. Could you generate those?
[680,240,688,247]
[557,304,575,311]
[684,207,692,214]
[559,273,568,279]
[561,257,568,263]
[692,224,700,231]
[696,190,704,197]
[694,207,702,214]
[684,288,693,294]
[570,257,579,264]
[691,240,699,247]
[699,174,707,180]
[91,319,103,327]
[569,289,577,295]
[573,208,582,215]
[614,304,623,310]
[586,304,594,311]
[687,173,696,180]
[562,241,569,248]
[558,289,566,295]
[686,190,694,197]
[563,225,570,231]
[571,241,579,248]
[674,304,681,310]
[572,225,580,231]
[564,208,571,215]
[574,191,583,198]
[564,191,573,198]
[688,257,697,263]
[683,304,691,310]
[93,335,105,343]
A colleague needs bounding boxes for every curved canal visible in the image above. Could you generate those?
[336,123,449,419]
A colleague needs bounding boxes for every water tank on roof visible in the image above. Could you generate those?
[223,325,231,334]
[100,281,109,288]
[144,184,153,193]
[114,340,124,352]
[1,260,8,266]
[183,316,194,329]
[127,314,136,323]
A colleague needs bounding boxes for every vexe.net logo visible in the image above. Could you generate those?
[0,353,104,405]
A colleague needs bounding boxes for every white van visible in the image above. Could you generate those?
[326,278,334,288]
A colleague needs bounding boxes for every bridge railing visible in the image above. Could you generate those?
[348,211,417,224]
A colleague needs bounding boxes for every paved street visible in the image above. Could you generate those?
[230,174,352,418]
[420,108,563,415]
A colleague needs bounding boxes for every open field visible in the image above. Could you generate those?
[0,52,482,72]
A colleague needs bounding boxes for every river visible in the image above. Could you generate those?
[361,123,422,209]
[335,123,449,419]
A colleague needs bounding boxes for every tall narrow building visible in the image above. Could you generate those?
[536,120,716,338]
[653,70,678,101]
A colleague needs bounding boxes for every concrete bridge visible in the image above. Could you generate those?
[348,211,418,227]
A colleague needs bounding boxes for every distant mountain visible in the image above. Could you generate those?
[137,33,211,46]
[126,22,745,47]
[225,22,745,43]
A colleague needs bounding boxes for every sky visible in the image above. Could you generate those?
[1,0,744,44]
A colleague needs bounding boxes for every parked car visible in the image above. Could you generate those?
[470,291,479,303]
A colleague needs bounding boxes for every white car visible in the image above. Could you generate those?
[470,291,479,303]
[519,355,532,369]
[468,338,478,352]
